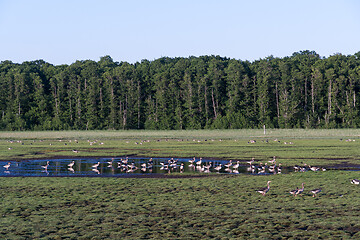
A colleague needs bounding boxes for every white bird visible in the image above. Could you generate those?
[3,162,11,170]
[180,163,184,172]
[351,179,360,185]
[309,166,319,172]
[92,162,100,168]
[68,161,75,168]
[268,156,276,164]
[247,157,255,165]
[41,161,49,170]
[214,164,222,171]
[257,181,271,196]
[224,160,232,168]
[232,161,240,170]
[189,157,196,164]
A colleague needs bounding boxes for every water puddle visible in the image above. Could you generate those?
[0,157,294,177]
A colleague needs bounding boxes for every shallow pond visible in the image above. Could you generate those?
[1,157,293,177]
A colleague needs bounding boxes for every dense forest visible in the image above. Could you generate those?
[1,50,360,130]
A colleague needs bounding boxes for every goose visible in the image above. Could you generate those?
[179,163,184,172]
[68,167,75,173]
[257,181,271,196]
[224,160,232,168]
[203,162,212,170]
[295,183,305,196]
[92,162,100,168]
[351,179,360,184]
[247,157,255,165]
[68,161,75,168]
[41,161,49,170]
[309,166,319,172]
[290,187,299,196]
[3,162,11,170]
[277,164,282,174]
[232,161,240,170]
[310,188,322,197]
[214,164,222,171]
[268,156,276,164]
[189,157,196,164]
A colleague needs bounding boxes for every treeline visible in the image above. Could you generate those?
[1,51,360,130]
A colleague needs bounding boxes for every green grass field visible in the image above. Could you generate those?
[1,172,360,239]
[1,129,360,167]
[1,130,360,239]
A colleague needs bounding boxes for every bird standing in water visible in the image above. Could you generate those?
[3,162,11,170]
[41,161,49,170]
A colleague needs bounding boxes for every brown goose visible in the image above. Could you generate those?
[295,183,305,196]
[289,187,299,196]
[310,188,322,197]
[257,181,271,196]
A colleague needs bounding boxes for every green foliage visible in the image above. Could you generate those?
[1,52,360,130]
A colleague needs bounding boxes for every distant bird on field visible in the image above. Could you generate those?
[310,188,322,197]
[295,183,305,196]
[289,187,299,196]
[257,181,271,196]
[351,179,360,185]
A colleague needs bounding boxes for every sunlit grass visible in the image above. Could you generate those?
[1,128,360,140]
[1,171,360,239]
[0,130,360,167]
[1,130,360,238]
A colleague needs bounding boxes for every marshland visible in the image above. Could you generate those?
[1,129,360,239]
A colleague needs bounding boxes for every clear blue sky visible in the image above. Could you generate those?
[1,0,359,65]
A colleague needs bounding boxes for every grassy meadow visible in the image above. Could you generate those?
[0,129,360,167]
[1,172,360,239]
[1,129,360,239]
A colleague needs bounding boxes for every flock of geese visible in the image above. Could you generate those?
[258,177,360,198]
[257,181,322,198]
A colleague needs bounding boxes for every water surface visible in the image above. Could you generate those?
[1,157,290,177]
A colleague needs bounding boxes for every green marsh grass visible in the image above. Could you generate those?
[1,171,360,239]
[1,129,360,239]
[1,129,360,167]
